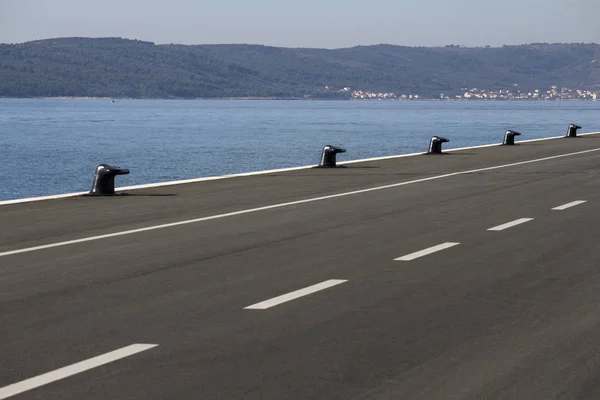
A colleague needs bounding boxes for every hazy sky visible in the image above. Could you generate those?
[1,0,599,48]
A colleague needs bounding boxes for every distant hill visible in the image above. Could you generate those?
[0,37,599,99]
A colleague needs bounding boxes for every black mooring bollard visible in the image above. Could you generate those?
[566,124,582,138]
[89,164,130,195]
[317,145,346,168]
[503,130,521,145]
[427,136,449,154]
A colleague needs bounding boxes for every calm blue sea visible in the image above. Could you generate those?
[1,99,599,201]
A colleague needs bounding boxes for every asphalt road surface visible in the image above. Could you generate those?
[2,134,600,399]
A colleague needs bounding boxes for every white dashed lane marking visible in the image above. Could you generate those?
[394,242,461,261]
[245,279,348,310]
[552,200,587,211]
[487,218,534,232]
[0,344,158,399]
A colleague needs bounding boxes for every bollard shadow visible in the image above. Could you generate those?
[79,193,177,198]
[119,193,178,197]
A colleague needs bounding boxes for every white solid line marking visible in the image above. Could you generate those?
[245,279,347,310]
[487,218,534,231]
[2,131,599,207]
[0,344,158,400]
[394,242,460,261]
[2,147,600,258]
[552,200,587,211]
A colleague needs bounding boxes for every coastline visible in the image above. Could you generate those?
[1,96,595,101]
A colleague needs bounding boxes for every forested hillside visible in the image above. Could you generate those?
[0,37,598,98]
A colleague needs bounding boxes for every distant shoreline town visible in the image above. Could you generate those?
[335,85,598,101]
